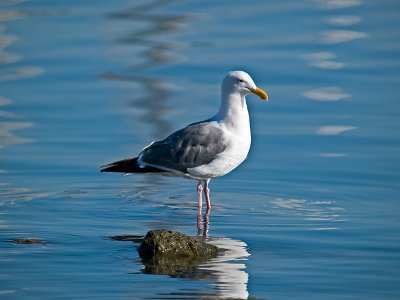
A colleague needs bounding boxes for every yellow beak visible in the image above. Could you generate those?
[251,87,268,101]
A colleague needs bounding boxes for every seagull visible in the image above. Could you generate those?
[101,71,268,210]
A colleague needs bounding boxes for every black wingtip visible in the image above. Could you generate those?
[100,165,116,173]
[100,157,167,174]
[100,158,138,173]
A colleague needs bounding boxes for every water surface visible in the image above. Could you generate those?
[1,0,399,299]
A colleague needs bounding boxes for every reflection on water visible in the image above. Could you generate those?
[320,30,368,44]
[107,2,190,71]
[319,152,346,158]
[0,120,33,148]
[197,208,210,237]
[302,0,366,159]
[0,1,39,157]
[0,0,40,202]
[0,66,43,81]
[0,15,36,149]
[100,72,174,139]
[301,52,345,70]
[204,237,250,299]
[0,1,42,149]
[315,0,362,10]
[103,0,192,140]
[0,96,17,118]
[0,5,67,21]
[0,0,28,7]
[0,184,49,207]
[0,33,20,64]
[316,125,357,136]
[303,86,350,101]
[326,15,362,26]
[138,235,250,299]
[271,197,346,228]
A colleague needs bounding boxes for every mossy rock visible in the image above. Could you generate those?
[138,229,218,260]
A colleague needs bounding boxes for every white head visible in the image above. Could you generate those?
[222,71,268,100]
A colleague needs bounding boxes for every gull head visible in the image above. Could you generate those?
[222,71,268,101]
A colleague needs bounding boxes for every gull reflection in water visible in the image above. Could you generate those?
[201,236,250,299]
[197,207,210,237]
[141,234,251,299]
[141,209,251,299]
[196,209,250,298]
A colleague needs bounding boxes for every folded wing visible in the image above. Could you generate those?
[139,121,227,174]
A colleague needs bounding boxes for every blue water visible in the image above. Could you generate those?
[1,0,399,299]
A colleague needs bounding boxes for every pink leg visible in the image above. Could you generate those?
[197,180,203,209]
[204,179,211,210]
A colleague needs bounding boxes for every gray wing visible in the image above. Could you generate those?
[138,121,227,173]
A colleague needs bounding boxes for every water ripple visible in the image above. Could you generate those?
[315,0,362,10]
[271,197,346,227]
[320,30,368,44]
[0,121,34,148]
[316,125,357,135]
[319,153,347,158]
[0,66,44,82]
[301,52,344,69]
[303,86,351,101]
[326,15,362,26]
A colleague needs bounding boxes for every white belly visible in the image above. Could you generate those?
[187,131,251,179]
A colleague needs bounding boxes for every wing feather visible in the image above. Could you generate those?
[138,121,226,173]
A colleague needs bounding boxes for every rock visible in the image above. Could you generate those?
[138,229,218,260]
[12,238,47,245]
[138,229,219,275]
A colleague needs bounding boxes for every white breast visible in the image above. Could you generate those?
[187,100,252,180]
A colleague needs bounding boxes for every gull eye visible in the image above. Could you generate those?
[238,79,244,83]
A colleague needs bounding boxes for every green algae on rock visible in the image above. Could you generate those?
[138,229,218,259]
